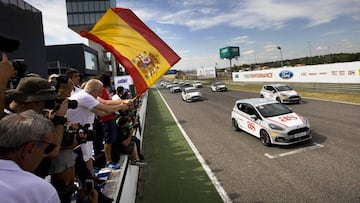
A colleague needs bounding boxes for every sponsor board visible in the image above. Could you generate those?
[233,61,360,83]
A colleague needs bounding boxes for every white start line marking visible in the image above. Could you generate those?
[264,142,324,159]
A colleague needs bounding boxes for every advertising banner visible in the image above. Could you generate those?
[113,75,133,90]
[232,61,360,83]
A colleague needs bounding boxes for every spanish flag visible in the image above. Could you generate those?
[80,8,181,95]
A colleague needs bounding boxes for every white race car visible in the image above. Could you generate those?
[192,81,203,88]
[211,81,227,92]
[231,98,311,146]
[181,87,202,102]
[170,85,181,93]
[260,84,301,104]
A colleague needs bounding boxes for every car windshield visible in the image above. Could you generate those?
[275,85,292,91]
[186,88,198,93]
[256,103,293,117]
[215,82,224,85]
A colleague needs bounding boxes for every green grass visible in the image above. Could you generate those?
[136,89,223,203]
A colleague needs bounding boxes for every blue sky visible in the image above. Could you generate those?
[26,0,360,71]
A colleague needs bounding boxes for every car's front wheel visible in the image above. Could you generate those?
[232,118,240,131]
[260,130,272,146]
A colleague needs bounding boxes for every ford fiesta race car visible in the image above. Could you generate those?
[182,87,202,102]
[231,98,311,146]
[260,84,301,104]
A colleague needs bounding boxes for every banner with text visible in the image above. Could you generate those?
[232,61,360,83]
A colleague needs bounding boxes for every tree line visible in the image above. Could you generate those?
[231,52,360,71]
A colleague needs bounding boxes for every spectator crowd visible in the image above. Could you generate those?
[0,34,145,203]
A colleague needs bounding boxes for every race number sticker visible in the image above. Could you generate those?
[247,121,256,131]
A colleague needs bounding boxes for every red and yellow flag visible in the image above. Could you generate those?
[80,8,181,95]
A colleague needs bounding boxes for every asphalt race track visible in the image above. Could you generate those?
[157,85,360,203]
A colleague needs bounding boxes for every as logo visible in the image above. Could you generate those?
[279,115,297,122]
[279,70,293,79]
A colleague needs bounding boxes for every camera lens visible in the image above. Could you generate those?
[68,100,78,109]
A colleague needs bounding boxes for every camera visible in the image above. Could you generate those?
[44,97,78,110]
[47,74,78,109]
[7,59,27,89]
[56,98,78,109]
[62,123,96,147]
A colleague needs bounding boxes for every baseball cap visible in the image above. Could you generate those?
[7,77,57,102]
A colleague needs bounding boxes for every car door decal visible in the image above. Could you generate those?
[247,121,256,131]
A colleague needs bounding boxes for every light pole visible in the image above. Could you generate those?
[277,46,283,67]
[308,41,312,65]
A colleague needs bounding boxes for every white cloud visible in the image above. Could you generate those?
[242,50,255,56]
[316,46,329,51]
[26,0,88,45]
[154,0,360,31]
[264,43,278,52]
[228,36,255,45]
[321,30,346,37]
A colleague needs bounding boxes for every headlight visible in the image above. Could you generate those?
[268,123,285,131]
[303,116,310,126]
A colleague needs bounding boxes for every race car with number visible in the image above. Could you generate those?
[260,84,301,104]
[231,98,311,146]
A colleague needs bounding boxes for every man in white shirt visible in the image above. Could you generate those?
[0,110,61,203]
[66,79,131,177]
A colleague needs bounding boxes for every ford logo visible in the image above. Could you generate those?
[279,70,293,79]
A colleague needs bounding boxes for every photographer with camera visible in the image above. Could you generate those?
[115,115,146,166]
[66,79,132,198]
[1,35,68,159]
[47,74,81,203]
[5,76,68,158]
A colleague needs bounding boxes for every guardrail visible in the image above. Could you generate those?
[101,91,148,203]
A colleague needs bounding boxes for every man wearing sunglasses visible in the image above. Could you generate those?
[0,110,60,203]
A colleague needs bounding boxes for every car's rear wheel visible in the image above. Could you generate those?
[260,130,272,146]
[232,118,240,131]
